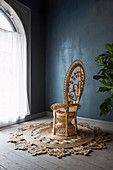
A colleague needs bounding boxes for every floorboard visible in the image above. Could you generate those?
[0,116,113,170]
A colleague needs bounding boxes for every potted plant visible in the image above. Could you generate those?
[93,43,113,116]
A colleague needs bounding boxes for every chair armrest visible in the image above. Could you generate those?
[51,103,67,111]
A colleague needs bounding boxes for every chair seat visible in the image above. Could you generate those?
[56,105,77,114]
[51,103,81,114]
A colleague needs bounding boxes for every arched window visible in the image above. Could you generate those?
[0,9,15,32]
[0,0,30,127]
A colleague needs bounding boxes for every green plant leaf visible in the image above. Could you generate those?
[99,80,111,88]
[95,56,104,66]
[100,98,112,116]
[93,43,113,116]
[98,87,111,92]
[104,43,113,53]
[111,89,113,95]
[105,43,113,51]
[99,54,106,57]
[104,97,111,103]
[93,75,104,80]
[105,73,113,83]
[106,51,113,58]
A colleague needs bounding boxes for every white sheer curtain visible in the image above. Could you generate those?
[0,28,29,127]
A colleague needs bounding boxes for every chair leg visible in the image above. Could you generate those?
[66,112,68,136]
[53,111,56,135]
[74,116,77,135]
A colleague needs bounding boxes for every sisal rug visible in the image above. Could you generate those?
[8,121,112,158]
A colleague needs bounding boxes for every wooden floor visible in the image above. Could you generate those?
[0,116,113,170]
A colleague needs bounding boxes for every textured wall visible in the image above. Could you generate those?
[46,0,113,121]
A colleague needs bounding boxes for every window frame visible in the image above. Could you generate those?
[0,8,16,32]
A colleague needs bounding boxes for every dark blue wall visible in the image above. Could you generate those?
[46,0,113,122]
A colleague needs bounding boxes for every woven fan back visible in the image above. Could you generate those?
[63,60,86,105]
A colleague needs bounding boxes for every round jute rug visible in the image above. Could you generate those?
[8,122,112,158]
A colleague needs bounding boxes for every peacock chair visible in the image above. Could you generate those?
[51,60,86,136]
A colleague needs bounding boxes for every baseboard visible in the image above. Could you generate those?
[77,116,113,129]
[46,111,113,129]
[25,112,46,121]
[46,111,53,117]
